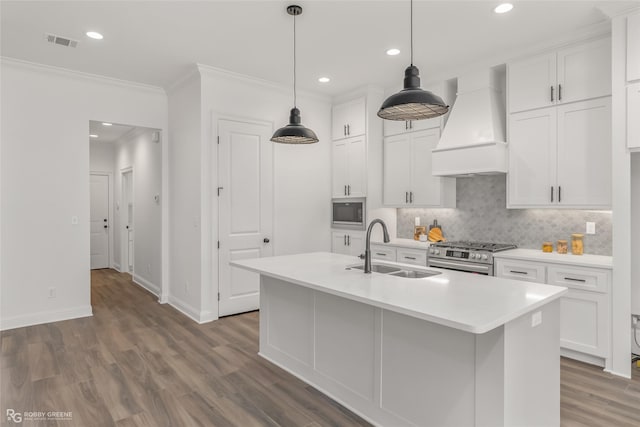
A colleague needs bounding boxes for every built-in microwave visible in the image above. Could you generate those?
[332,198,365,229]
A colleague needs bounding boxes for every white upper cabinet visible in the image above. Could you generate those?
[383,128,455,207]
[628,82,640,149]
[508,37,611,113]
[332,135,366,198]
[556,38,611,105]
[628,12,640,82]
[332,97,366,140]
[508,52,557,113]
[508,98,611,208]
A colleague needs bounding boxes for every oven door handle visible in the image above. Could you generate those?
[427,259,492,275]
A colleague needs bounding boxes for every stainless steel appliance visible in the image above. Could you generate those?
[427,241,517,276]
[332,198,365,229]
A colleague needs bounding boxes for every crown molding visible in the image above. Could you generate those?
[196,63,331,103]
[166,65,201,94]
[0,56,165,95]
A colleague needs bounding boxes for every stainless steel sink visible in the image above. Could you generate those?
[389,270,441,279]
[348,264,402,274]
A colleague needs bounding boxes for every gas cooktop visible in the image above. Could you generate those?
[430,241,517,253]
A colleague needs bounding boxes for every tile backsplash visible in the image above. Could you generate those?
[397,175,612,255]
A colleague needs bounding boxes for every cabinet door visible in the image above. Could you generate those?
[628,83,640,149]
[384,119,413,137]
[557,37,611,104]
[508,52,557,113]
[332,140,349,198]
[347,233,365,257]
[383,134,412,206]
[332,98,365,140]
[411,129,445,206]
[346,136,367,197]
[332,232,349,255]
[628,13,640,82]
[559,289,610,358]
[556,98,611,208]
[508,108,557,207]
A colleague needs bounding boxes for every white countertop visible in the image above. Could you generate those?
[494,248,613,269]
[370,238,431,250]
[231,252,567,334]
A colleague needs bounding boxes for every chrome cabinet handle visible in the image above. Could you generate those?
[404,256,417,260]
[551,186,554,203]
[558,186,562,203]
[558,84,562,101]
[347,235,351,246]
[348,185,351,195]
[405,192,409,203]
[564,277,586,283]
[376,253,387,256]
[344,185,347,196]
[550,86,554,102]
[410,192,413,203]
[347,124,350,136]
[344,235,347,245]
[343,125,347,136]
[410,121,413,129]
[510,270,528,275]
[405,121,408,130]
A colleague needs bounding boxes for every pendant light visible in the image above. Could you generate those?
[271,5,319,144]
[378,0,449,121]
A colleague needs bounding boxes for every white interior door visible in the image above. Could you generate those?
[90,174,110,269]
[218,119,273,317]
[121,169,134,273]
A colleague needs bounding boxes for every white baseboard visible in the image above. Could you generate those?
[561,348,605,368]
[113,262,122,272]
[0,305,93,331]
[132,274,160,297]
[168,295,215,324]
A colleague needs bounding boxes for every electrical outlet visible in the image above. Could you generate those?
[531,311,542,327]
[48,287,56,298]
[71,216,79,225]
[586,222,596,234]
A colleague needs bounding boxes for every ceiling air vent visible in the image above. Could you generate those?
[45,33,78,48]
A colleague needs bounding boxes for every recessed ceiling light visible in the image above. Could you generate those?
[494,3,513,14]
[86,31,103,40]
[102,122,112,126]
[386,48,401,56]
[318,77,330,83]
[89,134,98,138]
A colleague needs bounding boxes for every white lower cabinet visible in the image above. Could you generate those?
[396,248,428,266]
[332,231,364,257]
[370,244,397,262]
[495,258,611,363]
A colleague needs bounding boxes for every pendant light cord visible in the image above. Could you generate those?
[410,0,413,66]
[293,11,297,108]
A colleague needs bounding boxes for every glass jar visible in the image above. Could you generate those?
[571,234,584,255]
[557,240,568,254]
[542,242,553,253]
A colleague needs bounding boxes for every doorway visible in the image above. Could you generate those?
[217,118,273,316]
[90,173,111,269]
[121,168,134,274]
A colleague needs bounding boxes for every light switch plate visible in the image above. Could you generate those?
[531,311,542,327]
[71,216,79,225]
[586,222,596,234]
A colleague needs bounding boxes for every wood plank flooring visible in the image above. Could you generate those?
[1,268,638,426]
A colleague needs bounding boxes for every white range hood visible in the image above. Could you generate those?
[432,68,507,176]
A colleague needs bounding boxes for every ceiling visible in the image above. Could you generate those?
[2,1,637,97]
[89,121,135,143]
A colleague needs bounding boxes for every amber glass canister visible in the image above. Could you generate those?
[571,234,584,255]
[542,242,553,252]
[557,240,568,254]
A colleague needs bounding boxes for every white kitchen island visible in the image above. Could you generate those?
[231,252,567,427]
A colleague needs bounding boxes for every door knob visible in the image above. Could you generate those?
[104,225,108,229]
[263,238,270,243]
[103,219,107,222]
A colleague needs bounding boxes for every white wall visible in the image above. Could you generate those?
[0,59,167,330]
[89,141,115,173]
[167,72,203,320]
[113,129,162,295]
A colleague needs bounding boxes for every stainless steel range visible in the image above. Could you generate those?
[427,241,517,276]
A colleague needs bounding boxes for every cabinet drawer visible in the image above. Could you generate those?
[494,259,546,283]
[370,245,397,262]
[560,289,610,357]
[397,248,427,266]
[547,265,610,293]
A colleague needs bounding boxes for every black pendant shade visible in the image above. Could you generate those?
[271,5,318,144]
[378,0,449,121]
[378,65,449,120]
[271,107,319,144]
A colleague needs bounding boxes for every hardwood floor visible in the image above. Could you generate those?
[1,269,638,426]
